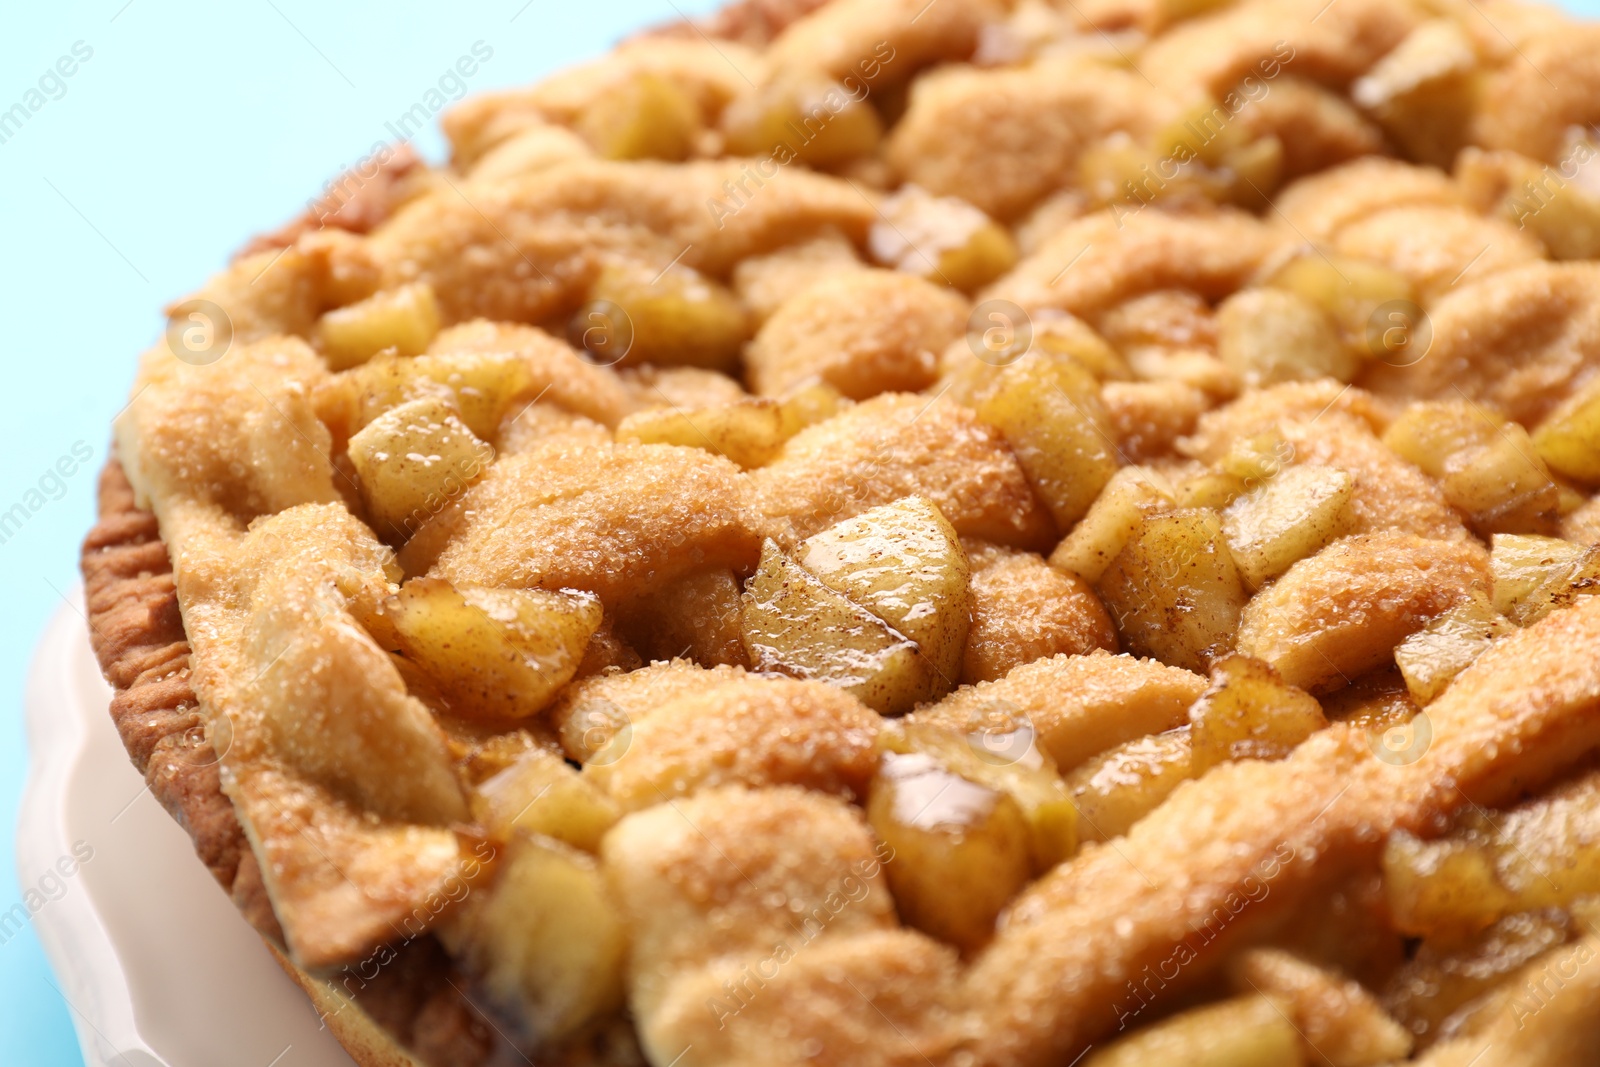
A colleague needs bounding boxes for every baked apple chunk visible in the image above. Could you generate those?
[741,538,932,714]
[1098,508,1249,673]
[868,749,1032,952]
[741,495,971,713]
[314,281,442,369]
[975,353,1119,530]
[385,577,602,720]
[347,396,495,540]
[438,831,627,1046]
[797,495,971,685]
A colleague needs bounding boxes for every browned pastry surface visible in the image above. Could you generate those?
[79,0,1600,1062]
[81,460,498,1067]
[82,460,280,938]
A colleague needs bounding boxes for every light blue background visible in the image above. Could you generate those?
[0,3,720,1063]
[6,0,1600,1064]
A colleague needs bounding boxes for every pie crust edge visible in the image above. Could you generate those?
[80,458,458,1067]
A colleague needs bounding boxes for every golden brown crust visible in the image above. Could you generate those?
[1362,262,1600,427]
[958,541,1119,685]
[236,143,426,260]
[1472,25,1600,161]
[887,63,1168,221]
[965,595,1600,1066]
[82,460,282,939]
[81,459,496,1067]
[915,651,1207,772]
[752,393,1058,548]
[984,208,1287,321]
[265,944,426,1067]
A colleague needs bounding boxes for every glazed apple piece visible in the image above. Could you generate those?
[473,748,621,852]
[1049,465,1176,583]
[1216,430,1296,484]
[1220,464,1356,588]
[1174,468,1249,510]
[868,184,1018,292]
[386,577,602,720]
[1511,545,1600,626]
[1263,252,1414,344]
[739,539,934,715]
[1216,288,1357,387]
[328,349,539,440]
[866,750,1031,952]
[615,399,788,468]
[1078,134,1193,207]
[1350,18,1478,167]
[1384,769,1600,939]
[1440,423,1560,537]
[438,832,626,1045]
[347,396,495,540]
[1097,508,1250,673]
[1383,401,1559,536]
[1152,98,1286,206]
[425,704,553,784]
[797,495,971,691]
[1064,727,1195,843]
[774,377,849,432]
[1381,910,1572,1042]
[1382,829,1514,942]
[1488,533,1600,625]
[880,719,1078,872]
[575,260,750,371]
[614,381,843,470]
[943,313,1129,413]
[314,282,441,370]
[975,352,1120,530]
[572,72,700,161]
[1176,431,1295,511]
[1187,654,1327,774]
[1030,311,1132,382]
[1383,400,1497,476]
[1394,589,1513,704]
[1533,375,1600,484]
[720,75,883,168]
[1489,534,1584,618]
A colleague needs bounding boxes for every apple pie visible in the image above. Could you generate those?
[81,0,1600,1063]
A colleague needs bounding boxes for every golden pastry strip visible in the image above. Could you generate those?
[964,595,1600,1066]
[149,500,471,968]
[604,785,966,1067]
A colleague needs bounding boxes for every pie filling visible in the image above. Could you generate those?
[101,0,1600,1063]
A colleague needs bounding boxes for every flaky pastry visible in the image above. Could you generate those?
[82,0,1600,1063]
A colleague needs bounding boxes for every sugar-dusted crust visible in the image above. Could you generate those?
[81,459,282,939]
[78,0,1600,1061]
[234,143,425,261]
[81,460,496,1067]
